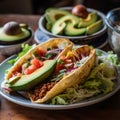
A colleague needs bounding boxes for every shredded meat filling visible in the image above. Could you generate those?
[29,81,56,101]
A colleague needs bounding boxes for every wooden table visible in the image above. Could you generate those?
[0,14,120,120]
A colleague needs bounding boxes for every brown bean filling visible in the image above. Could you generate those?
[29,81,56,101]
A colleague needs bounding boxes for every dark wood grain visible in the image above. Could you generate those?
[0,14,120,120]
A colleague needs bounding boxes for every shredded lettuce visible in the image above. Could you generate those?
[100,77,114,94]
[8,44,35,65]
[96,50,120,66]
[107,51,119,65]
[82,79,102,90]
[88,63,106,79]
[51,96,68,105]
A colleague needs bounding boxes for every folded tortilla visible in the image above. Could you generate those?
[28,45,96,103]
[5,38,73,81]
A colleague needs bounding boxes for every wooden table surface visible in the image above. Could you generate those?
[0,14,120,120]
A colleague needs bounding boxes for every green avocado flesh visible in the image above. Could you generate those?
[45,8,70,24]
[51,14,79,35]
[7,60,56,91]
[86,20,103,35]
[0,28,30,42]
[44,8,103,36]
[78,12,98,28]
[65,22,86,36]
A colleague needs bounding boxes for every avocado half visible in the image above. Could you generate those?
[0,22,32,45]
[6,60,57,91]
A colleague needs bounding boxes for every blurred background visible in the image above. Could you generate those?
[0,0,120,15]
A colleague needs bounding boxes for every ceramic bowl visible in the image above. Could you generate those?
[105,7,120,58]
[0,28,33,56]
[38,7,107,47]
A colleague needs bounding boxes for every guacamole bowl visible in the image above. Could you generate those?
[38,7,107,48]
[0,21,33,56]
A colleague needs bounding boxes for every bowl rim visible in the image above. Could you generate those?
[105,7,120,34]
[39,7,107,40]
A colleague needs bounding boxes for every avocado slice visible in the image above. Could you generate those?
[46,22,52,31]
[51,14,80,35]
[64,22,86,36]
[45,8,70,24]
[6,60,56,91]
[86,20,103,35]
[45,8,70,31]
[78,12,98,28]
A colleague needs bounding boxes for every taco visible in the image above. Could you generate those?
[5,38,73,91]
[28,45,96,103]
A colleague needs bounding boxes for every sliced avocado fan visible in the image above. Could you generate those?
[6,60,57,91]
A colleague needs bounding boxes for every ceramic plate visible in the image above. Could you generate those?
[0,54,120,110]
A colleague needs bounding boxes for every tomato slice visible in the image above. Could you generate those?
[24,65,37,75]
[12,71,22,77]
[60,55,66,61]
[24,57,44,75]
[30,58,43,68]
[55,63,64,74]
[36,47,47,56]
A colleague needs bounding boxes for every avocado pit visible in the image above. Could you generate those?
[72,4,89,18]
[3,21,22,35]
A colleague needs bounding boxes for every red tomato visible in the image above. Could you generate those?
[36,47,47,56]
[24,65,37,75]
[60,55,66,62]
[55,63,64,74]
[30,58,43,68]
[24,58,44,75]
[12,71,22,77]
[38,60,44,67]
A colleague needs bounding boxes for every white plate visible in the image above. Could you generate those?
[0,53,120,110]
